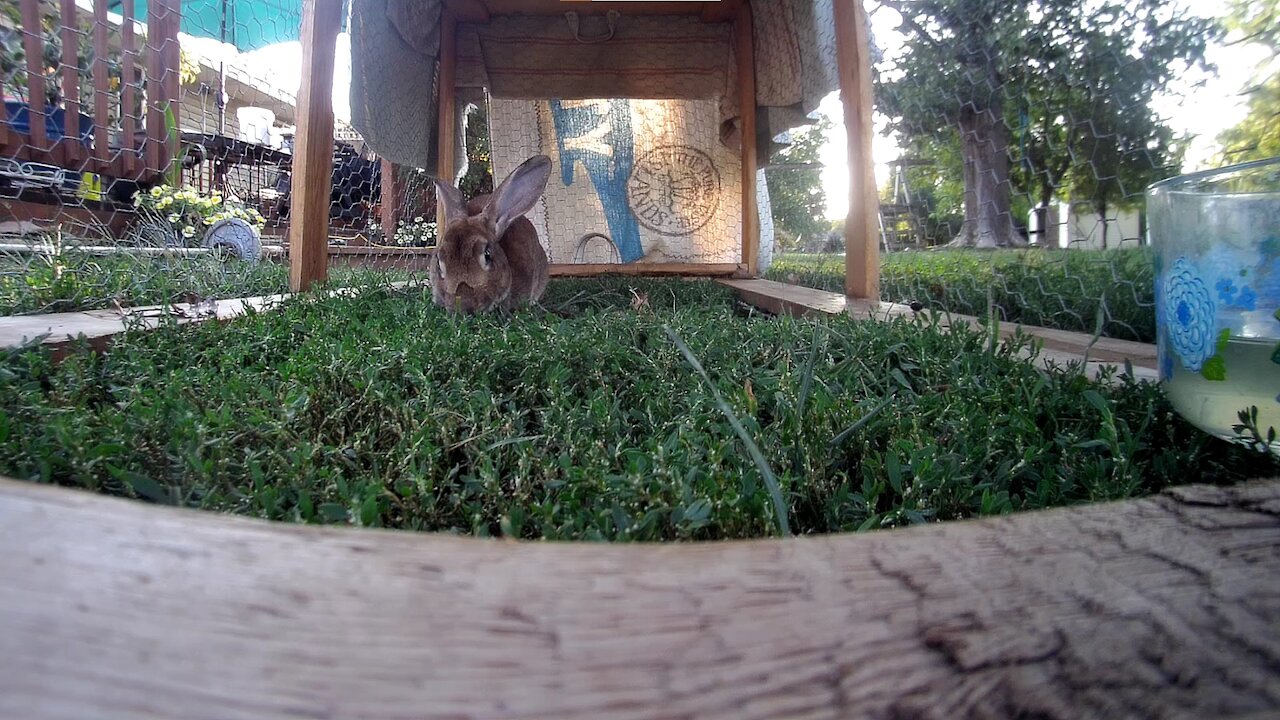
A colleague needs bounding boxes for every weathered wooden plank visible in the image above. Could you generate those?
[550,262,741,277]
[288,0,344,291]
[0,477,1277,719]
[736,1,759,277]
[833,0,879,300]
[720,278,1159,379]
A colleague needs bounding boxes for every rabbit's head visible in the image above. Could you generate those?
[433,155,552,313]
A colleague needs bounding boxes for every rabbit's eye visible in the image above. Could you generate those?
[482,246,493,269]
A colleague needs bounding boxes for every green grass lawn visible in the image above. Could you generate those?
[2,277,1272,541]
[0,252,408,316]
[767,249,1156,343]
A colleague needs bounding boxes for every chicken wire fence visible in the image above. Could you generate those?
[0,0,444,317]
[764,0,1225,344]
[1,0,1218,344]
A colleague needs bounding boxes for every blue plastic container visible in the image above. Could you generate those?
[3,100,95,143]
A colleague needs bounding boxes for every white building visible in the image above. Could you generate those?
[1028,201,1146,250]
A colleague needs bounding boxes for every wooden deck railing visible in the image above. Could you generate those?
[2,0,181,184]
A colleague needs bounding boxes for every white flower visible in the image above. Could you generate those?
[150,186,163,197]
[182,225,196,237]
[414,216,424,223]
[166,213,179,223]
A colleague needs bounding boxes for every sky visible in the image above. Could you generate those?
[182,0,1267,221]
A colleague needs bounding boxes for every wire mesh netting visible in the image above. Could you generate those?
[0,0,440,316]
[762,0,1267,345]
[1,0,1269,343]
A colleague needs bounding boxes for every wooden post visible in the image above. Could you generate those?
[833,0,880,301]
[735,2,759,277]
[380,157,398,242]
[288,0,344,292]
[435,10,458,226]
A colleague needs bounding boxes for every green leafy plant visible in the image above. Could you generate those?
[133,185,265,246]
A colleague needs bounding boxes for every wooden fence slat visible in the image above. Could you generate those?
[145,0,163,174]
[121,0,138,177]
[92,0,110,166]
[1,477,1278,719]
[59,0,82,165]
[20,0,48,152]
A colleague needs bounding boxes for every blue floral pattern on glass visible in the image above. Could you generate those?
[1163,257,1217,372]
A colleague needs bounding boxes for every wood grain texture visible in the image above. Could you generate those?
[550,262,741,277]
[833,0,879,300]
[720,278,1160,381]
[20,0,47,151]
[288,0,344,291]
[380,157,399,242]
[1,478,1277,719]
[120,0,138,176]
[93,0,111,165]
[736,1,760,277]
[436,8,457,217]
[59,0,82,165]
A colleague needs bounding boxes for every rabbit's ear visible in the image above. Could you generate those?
[486,155,552,239]
[433,178,468,230]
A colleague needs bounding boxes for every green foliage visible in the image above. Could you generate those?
[879,0,1214,245]
[766,117,832,250]
[458,101,494,200]
[1217,0,1280,163]
[2,278,1274,540]
[0,252,401,315]
[767,249,1156,342]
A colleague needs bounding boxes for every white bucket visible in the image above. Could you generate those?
[236,106,275,145]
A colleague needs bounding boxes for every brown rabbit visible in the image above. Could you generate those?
[431,155,552,313]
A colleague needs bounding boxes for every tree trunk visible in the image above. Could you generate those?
[1098,198,1109,250]
[1036,184,1055,247]
[949,107,1024,248]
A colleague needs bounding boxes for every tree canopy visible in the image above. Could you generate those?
[765,116,832,251]
[875,0,1214,247]
[1217,0,1280,163]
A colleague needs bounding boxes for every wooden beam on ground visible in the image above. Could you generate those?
[288,0,344,291]
[0,280,411,358]
[833,0,879,300]
[550,262,741,277]
[720,278,1159,381]
[735,1,760,277]
[1,477,1278,718]
[436,8,458,223]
